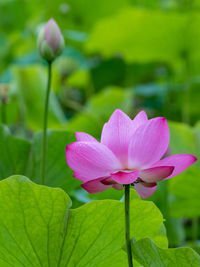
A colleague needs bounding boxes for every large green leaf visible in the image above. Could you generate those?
[169,166,200,218]
[86,8,186,64]
[0,176,167,266]
[132,238,200,267]
[86,8,200,66]
[0,124,31,179]
[27,130,80,194]
[59,0,130,30]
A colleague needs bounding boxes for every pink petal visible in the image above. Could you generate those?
[66,141,121,180]
[111,170,139,184]
[81,178,111,193]
[75,132,98,142]
[101,109,133,167]
[45,18,62,50]
[153,154,197,180]
[134,182,157,198]
[139,166,174,183]
[132,110,148,132]
[128,117,169,169]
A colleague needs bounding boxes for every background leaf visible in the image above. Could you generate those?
[168,121,197,156]
[67,87,133,138]
[11,65,66,130]
[132,238,200,267]
[27,130,80,195]
[0,124,31,179]
[169,166,200,218]
[86,8,186,65]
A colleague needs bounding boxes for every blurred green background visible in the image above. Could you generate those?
[1,0,200,251]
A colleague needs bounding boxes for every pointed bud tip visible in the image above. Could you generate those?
[49,18,56,23]
[46,18,57,27]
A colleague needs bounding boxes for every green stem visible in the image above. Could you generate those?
[41,61,52,185]
[1,98,7,124]
[125,184,133,267]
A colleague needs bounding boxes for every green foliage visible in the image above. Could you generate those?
[0,176,167,266]
[0,125,79,195]
[148,121,200,245]
[27,130,80,193]
[0,124,31,179]
[67,86,133,138]
[169,166,200,218]
[132,238,200,267]
[166,121,200,218]
[168,121,197,156]
[66,0,131,30]
[86,8,186,64]
[11,65,66,130]
[86,86,133,121]
[67,112,101,138]
[86,7,200,69]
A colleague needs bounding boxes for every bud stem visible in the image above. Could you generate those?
[125,184,133,267]
[41,61,52,185]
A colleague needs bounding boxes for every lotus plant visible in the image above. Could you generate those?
[37,18,64,185]
[66,109,197,267]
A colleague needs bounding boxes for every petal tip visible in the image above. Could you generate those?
[49,18,55,23]
[137,110,148,118]
[191,155,198,163]
[110,109,128,119]
[158,117,167,123]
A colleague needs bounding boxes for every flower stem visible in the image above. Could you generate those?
[41,61,52,185]
[125,184,133,267]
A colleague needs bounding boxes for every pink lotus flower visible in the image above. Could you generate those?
[66,110,197,198]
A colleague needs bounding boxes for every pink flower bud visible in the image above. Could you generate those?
[37,18,65,62]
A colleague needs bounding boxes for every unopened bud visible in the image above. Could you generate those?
[37,18,65,62]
